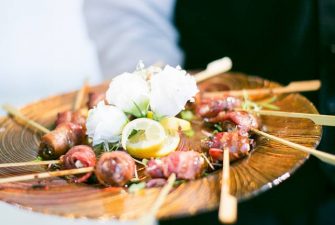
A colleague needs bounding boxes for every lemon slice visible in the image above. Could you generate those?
[159,117,191,131]
[121,118,166,158]
[154,131,180,157]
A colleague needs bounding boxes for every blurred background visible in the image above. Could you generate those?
[0,0,334,225]
[0,0,102,114]
[0,0,101,221]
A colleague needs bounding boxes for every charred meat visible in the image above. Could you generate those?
[146,151,207,180]
[95,151,135,187]
[60,145,96,183]
[39,122,86,160]
[201,129,253,161]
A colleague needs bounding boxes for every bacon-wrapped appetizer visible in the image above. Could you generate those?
[146,151,207,180]
[87,92,105,109]
[59,145,96,183]
[95,151,135,187]
[197,96,242,118]
[39,122,86,160]
[201,129,254,162]
[207,111,260,130]
[56,111,87,128]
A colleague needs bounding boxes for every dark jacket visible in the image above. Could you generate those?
[170,1,335,225]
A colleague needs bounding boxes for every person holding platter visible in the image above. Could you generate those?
[83,1,335,225]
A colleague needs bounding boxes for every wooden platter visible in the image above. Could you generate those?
[0,73,322,220]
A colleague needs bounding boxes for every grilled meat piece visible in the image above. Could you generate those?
[60,145,96,183]
[95,151,135,187]
[146,151,207,180]
[39,122,86,160]
[202,129,252,161]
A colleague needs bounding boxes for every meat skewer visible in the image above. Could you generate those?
[0,145,96,182]
[202,129,253,162]
[39,122,86,159]
[197,97,242,117]
[206,111,260,131]
[59,145,96,183]
[95,151,135,186]
[202,105,335,165]
[39,81,90,160]
[198,95,335,126]
[146,151,207,180]
[0,150,136,186]
[1,81,90,161]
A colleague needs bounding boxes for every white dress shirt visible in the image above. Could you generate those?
[83,0,182,77]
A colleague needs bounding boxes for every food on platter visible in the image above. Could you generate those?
[0,62,327,220]
[87,92,105,109]
[59,145,96,183]
[1,63,265,190]
[146,151,207,180]
[39,122,86,160]
[95,151,135,186]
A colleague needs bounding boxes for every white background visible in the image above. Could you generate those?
[0,0,102,114]
[0,0,143,224]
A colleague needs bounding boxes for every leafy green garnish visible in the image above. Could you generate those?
[180,110,194,121]
[202,172,210,177]
[93,142,121,156]
[132,101,146,118]
[242,91,280,111]
[183,129,195,137]
[33,156,43,162]
[128,181,146,193]
[213,123,223,132]
[128,129,145,143]
[141,158,149,166]
[173,180,186,186]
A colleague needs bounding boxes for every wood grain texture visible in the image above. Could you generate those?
[0,73,321,220]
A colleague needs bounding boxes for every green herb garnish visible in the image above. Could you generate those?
[183,129,195,137]
[33,156,43,162]
[180,110,194,121]
[128,181,146,193]
[213,123,223,132]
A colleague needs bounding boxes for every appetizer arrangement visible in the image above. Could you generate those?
[0,59,334,223]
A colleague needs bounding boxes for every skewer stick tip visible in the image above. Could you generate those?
[219,194,238,224]
[219,147,237,224]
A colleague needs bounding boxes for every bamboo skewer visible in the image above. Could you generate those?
[0,160,60,168]
[0,81,91,169]
[2,79,90,135]
[219,147,237,224]
[0,167,94,184]
[0,157,146,169]
[73,80,89,111]
[251,128,335,166]
[250,110,335,126]
[203,80,321,98]
[138,173,176,225]
[194,57,232,83]
[2,104,50,134]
